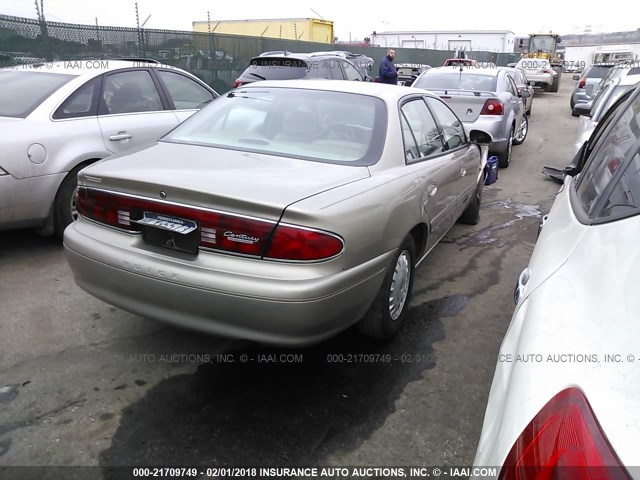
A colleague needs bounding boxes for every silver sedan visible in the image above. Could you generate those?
[64,80,491,346]
[413,67,529,168]
[0,60,218,237]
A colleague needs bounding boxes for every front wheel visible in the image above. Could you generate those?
[459,179,483,225]
[513,115,528,145]
[357,236,416,341]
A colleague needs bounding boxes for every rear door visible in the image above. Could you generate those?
[505,74,524,128]
[97,69,179,154]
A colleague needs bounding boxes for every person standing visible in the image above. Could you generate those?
[378,49,398,85]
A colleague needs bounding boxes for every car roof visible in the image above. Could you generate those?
[235,79,439,101]
[428,66,501,76]
[2,59,167,76]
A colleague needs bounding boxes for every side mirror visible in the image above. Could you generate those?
[469,129,493,145]
[572,75,580,81]
[573,102,592,117]
[364,75,372,82]
[519,89,531,98]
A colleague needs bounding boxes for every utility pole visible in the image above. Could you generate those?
[135,2,142,57]
[35,0,51,61]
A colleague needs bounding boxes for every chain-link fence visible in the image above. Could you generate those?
[0,14,521,91]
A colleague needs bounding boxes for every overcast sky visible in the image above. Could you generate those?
[1,0,636,41]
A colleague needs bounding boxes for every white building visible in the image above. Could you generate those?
[370,30,516,52]
[564,43,640,68]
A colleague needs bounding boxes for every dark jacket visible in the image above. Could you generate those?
[379,55,398,84]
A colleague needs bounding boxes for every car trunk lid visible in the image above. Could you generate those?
[429,89,495,122]
[78,141,371,221]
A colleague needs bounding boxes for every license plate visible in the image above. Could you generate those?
[137,212,197,234]
[138,212,199,254]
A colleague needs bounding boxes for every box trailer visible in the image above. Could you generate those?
[193,18,335,44]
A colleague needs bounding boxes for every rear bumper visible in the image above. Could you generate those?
[465,117,510,153]
[0,172,65,230]
[64,218,392,346]
[527,73,554,85]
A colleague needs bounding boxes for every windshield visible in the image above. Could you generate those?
[163,88,387,166]
[529,36,556,52]
[414,72,497,92]
[0,70,75,118]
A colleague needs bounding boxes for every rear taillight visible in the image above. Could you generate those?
[480,99,504,115]
[76,188,343,261]
[578,79,586,88]
[498,388,631,480]
[77,187,137,232]
[266,224,344,261]
[542,69,552,74]
[233,79,245,88]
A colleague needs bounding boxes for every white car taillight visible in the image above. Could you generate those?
[498,388,631,480]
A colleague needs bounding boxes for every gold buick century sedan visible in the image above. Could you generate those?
[64,80,490,346]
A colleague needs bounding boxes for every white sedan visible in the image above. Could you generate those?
[473,84,640,478]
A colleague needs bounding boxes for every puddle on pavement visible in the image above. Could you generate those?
[0,385,19,404]
[98,296,466,473]
[458,198,542,249]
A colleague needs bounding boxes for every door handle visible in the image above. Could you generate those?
[109,132,133,141]
[460,167,467,177]
[428,183,438,197]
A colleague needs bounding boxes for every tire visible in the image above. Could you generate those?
[570,97,575,110]
[53,164,85,239]
[459,180,483,225]
[571,107,580,117]
[543,83,551,92]
[357,236,416,341]
[497,126,514,168]
[513,115,528,146]
[549,75,560,92]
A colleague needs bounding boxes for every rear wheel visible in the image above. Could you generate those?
[513,115,528,145]
[497,126,514,168]
[549,75,560,92]
[53,165,85,239]
[357,236,416,341]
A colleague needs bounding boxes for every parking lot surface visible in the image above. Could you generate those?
[0,83,579,470]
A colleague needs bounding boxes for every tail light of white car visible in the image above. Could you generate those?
[480,99,504,115]
[498,388,631,480]
[76,187,343,261]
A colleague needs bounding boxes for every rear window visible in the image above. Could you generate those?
[414,72,497,92]
[162,87,387,166]
[0,70,75,118]
[239,57,309,82]
[587,66,612,78]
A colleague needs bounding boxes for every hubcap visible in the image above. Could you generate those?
[389,250,411,321]
[70,186,79,221]
[516,117,528,142]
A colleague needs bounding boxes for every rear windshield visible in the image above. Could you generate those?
[239,58,309,82]
[414,72,497,92]
[163,87,387,166]
[0,70,75,118]
[587,66,612,78]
